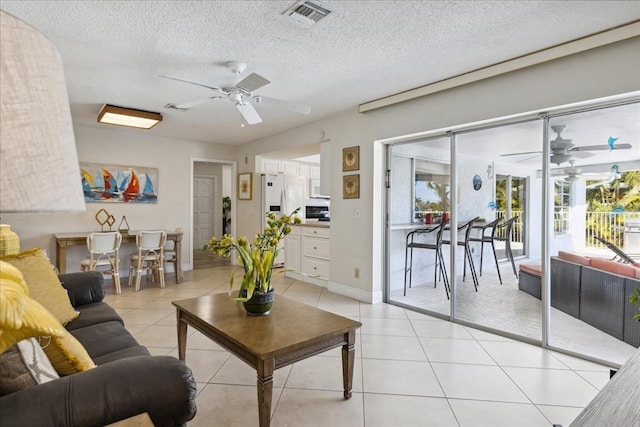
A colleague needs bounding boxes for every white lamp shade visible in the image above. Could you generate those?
[0,11,85,213]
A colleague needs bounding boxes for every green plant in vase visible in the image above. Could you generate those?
[202,208,302,307]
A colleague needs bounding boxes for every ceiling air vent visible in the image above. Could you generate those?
[283,1,331,26]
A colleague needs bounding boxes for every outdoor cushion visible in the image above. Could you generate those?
[519,264,541,278]
[558,251,591,266]
[590,257,637,278]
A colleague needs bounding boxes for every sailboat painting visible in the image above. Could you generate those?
[80,162,158,203]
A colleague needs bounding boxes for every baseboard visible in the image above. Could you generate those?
[327,280,383,304]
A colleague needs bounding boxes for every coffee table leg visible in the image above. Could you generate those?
[176,310,187,362]
[256,358,274,427]
[342,330,356,399]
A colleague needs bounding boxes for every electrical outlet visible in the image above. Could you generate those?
[354,267,360,279]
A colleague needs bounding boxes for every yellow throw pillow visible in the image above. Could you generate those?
[0,261,65,353]
[1,248,79,325]
[41,330,96,376]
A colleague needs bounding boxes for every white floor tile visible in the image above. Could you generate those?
[478,340,568,369]
[361,335,427,361]
[362,358,443,397]
[503,366,599,406]
[431,362,529,403]
[449,399,551,426]
[286,354,363,392]
[270,388,364,427]
[420,338,496,365]
[363,394,457,427]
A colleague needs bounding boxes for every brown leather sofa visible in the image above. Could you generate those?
[519,251,640,347]
[0,271,197,426]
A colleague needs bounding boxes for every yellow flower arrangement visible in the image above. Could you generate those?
[202,208,302,301]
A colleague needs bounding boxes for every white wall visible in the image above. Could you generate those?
[239,36,640,303]
[4,124,236,274]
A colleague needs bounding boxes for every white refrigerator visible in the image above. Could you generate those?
[261,174,306,266]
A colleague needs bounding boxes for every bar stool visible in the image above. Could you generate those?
[442,217,480,291]
[81,231,123,294]
[497,216,519,278]
[128,230,167,291]
[467,218,503,284]
[404,220,450,299]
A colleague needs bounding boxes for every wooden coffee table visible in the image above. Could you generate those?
[172,293,362,427]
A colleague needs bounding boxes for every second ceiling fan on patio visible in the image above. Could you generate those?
[502,125,633,165]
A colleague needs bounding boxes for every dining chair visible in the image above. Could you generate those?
[163,227,182,280]
[442,217,480,291]
[404,219,450,299]
[81,231,123,294]
[496,216,519,278]
[466,217,503,284]
[128,230,167,291]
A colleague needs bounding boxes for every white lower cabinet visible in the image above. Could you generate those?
[284,225,330,285]
[284,227,300,273]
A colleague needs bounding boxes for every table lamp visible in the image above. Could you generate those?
[0,11,85,255]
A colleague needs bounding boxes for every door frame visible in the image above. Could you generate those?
[189,157,237,270]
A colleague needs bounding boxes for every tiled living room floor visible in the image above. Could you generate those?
[103,266,611,427]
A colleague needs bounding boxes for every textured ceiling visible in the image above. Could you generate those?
[1,1,639,149]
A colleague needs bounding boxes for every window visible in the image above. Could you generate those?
[554,179,571,233]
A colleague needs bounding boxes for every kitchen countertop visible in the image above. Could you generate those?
[294,221,330,228]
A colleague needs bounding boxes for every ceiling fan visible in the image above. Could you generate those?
[501,124,633,165]
[161,61,311,125]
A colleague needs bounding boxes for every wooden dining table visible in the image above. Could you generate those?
[54,230,183,283]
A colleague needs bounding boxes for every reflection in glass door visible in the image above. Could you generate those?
[495,174,527,261]
[454,120,542,341]
[547,102,640,366]
[387,137,452,318]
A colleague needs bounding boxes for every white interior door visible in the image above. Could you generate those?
[194,176,216,249]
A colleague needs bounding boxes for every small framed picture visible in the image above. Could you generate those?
[342,146,359,172]
[343,174,360,199]
[238,173,253,200]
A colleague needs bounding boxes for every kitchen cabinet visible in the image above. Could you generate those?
[257,157,300,175]
[310,165,321,180]
[284,227,301,273]
[285,224,330,286]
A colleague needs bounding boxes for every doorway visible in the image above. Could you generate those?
[190,158,236,270]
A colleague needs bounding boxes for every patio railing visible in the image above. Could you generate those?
[585,211,640,249]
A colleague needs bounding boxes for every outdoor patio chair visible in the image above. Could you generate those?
[467,217,503,284]
[496,216,519,278]
[404,219,450,299]
[595,236,636,264]
[442,216,480,291]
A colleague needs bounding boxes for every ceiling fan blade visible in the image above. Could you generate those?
[570,143,632,151]
[500,151,541,157]
[252,95,311,115]
[236,101,262,125]
[571,151,595,159]
[517,153,542,163]
[236,73,270,93]
[172,96,222,109]
[159,75,226,94]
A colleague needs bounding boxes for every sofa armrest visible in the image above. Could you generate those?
[58,271,105,306]
[0,356,197,427]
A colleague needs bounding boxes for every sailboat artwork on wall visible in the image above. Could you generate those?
[80,162,158,203]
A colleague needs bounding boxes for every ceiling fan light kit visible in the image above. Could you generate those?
[97,104,162,129]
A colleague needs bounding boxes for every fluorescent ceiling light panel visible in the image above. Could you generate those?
[98,104,162,129]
